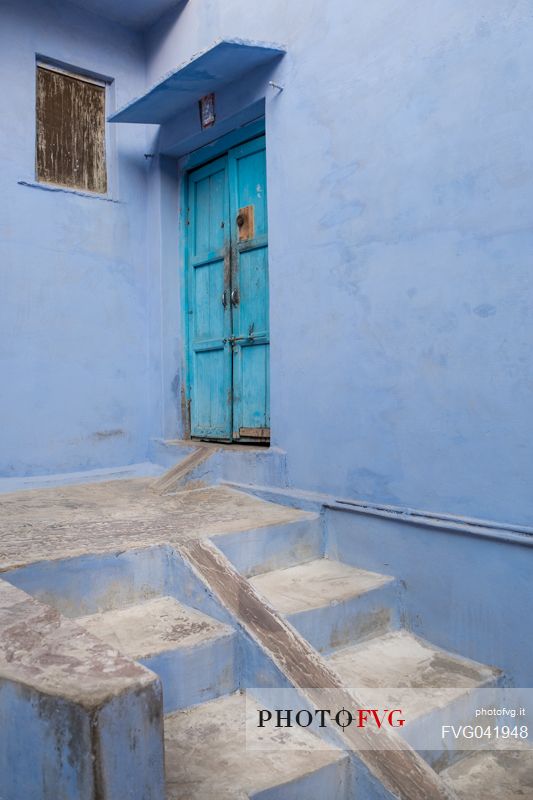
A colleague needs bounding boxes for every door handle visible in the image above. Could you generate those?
[230,288,239,306]
[222,290,227,309]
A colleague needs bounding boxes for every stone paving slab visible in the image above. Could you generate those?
[0,481,309,571]
[164,691,346,800]
[250,557,393,614]
[76,596,234,660]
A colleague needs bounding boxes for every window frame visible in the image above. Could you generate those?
[34,58,115,198]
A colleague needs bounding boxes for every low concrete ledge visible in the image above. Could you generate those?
[0,580,165,799]
[150,439,289,490]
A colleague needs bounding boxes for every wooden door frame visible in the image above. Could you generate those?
[180,117,267,443]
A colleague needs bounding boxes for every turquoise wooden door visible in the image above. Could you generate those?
[187,136,269,442]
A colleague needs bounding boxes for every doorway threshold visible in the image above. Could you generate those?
[188,438,270,451]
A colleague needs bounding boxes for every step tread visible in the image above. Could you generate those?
[77,596,234,660]
[441,747,533,799]
[326,630,500,718]
[249,557,394,614]
[165,691,345,799]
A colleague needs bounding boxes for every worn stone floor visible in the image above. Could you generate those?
[442,747,533,798]
[0,479,308,571]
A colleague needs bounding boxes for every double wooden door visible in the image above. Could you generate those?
[187,136,270,442]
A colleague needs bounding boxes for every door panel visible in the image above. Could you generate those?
[236,245,269,336]
[188,157,232,439]
[237,341,270,433]
[228,136,270,440]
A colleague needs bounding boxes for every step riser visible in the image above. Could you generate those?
[143,633,239,713]
[251,757,351,800]
[4,545,236,628]
[214,516,323,578]
[240,633,294,690]
[2,546,172,618]
[287,581,400,654]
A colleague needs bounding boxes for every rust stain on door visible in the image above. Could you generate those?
[236,205,254,241]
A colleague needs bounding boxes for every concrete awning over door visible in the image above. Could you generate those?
[108,39,286,125]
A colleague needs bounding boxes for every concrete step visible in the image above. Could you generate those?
[327,629,500,698]
[164,691,350,800]
[440,747,533,798]
[77,596,238,712]
[326,629,502,768]
[249,557,398,652]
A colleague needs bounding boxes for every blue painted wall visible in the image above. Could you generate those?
[3,0,533,528]
[143,0,533,526]
[327,508,533,687]
[0,0,151,476]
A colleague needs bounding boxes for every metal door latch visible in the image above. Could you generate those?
[224,334,254,345]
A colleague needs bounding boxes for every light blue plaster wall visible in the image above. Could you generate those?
[143,0,533,526]
[0,0,152,476]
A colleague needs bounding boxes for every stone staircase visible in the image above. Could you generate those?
[1,484,532,798]
[213,512,533,799]
[247,555,502,772]
[65,516,354,799]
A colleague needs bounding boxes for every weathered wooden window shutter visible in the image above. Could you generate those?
[36,66,107,194]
